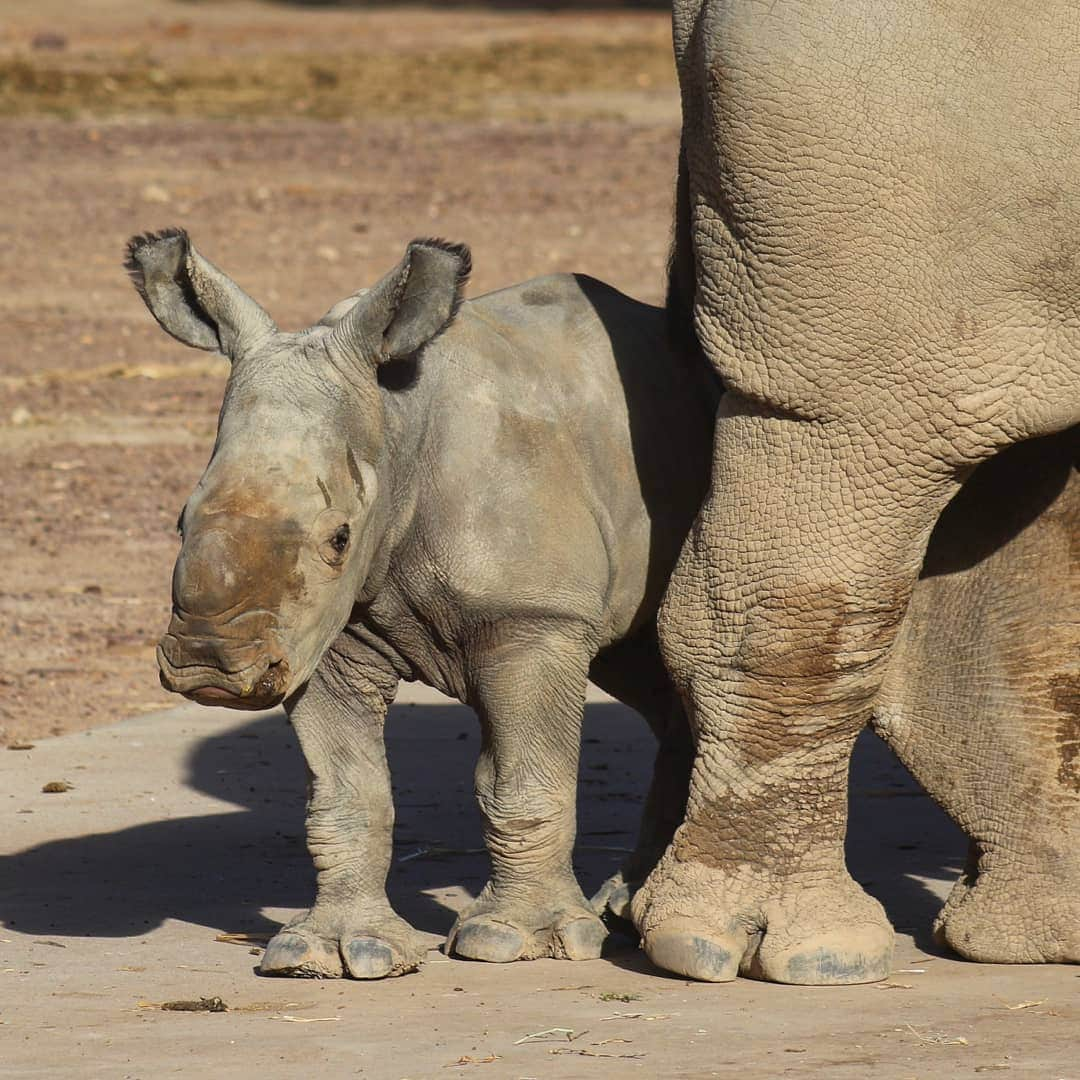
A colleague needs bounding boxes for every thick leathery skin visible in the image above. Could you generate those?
[643,0,1080,982]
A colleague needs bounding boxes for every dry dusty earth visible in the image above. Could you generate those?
[2,2,1079,1077]
[3,689,1080,1079]
[0,0,678,744]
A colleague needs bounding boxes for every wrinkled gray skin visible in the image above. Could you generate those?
[637,0,1080,983]
[126,229,715,978]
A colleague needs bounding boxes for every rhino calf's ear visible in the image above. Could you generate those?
[330,237,471,365]
[124,228,275,359]
[382,238,471,360]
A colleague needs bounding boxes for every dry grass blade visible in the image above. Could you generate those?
[397,846,485,863]
[444,1054,499,1067]
[215,932,274,947]
[905,1023,968,1046]
[514,1028,579,1045]
[599,1012,671,1022]
[550,1048,646,1060]
[269,1014,340,1023]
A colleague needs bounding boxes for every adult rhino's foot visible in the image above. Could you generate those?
[448,885,608,963]
[260,909,430,979]
[934,866,1080,964]
[633,859,894,985]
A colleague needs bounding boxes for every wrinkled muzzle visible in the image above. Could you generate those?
[157,611,290,710]
[157,515,300,710]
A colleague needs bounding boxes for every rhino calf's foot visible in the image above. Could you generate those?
[260,909,430,980]
[448,886,608,963]
[633,859,894,985]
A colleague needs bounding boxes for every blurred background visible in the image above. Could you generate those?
[0,0,680,744]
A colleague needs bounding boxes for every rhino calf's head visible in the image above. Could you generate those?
[126,228,469,709]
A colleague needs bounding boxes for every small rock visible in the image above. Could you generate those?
[42,780,74,794]
[10,406,33,426]
[315,245,339,263]
[141,183,171,205]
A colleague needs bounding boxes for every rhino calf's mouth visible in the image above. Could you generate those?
[157,644,291,711]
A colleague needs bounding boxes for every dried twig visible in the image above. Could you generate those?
[905,1023,968,1046]
[215,932,273,947]
[550,1048,645,1060]
[514,1028,580,1045]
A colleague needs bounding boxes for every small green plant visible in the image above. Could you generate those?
[598,991,642,1003]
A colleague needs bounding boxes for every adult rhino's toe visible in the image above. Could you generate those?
[341,936,400,979]
[642,918,743,982]
[753,924,894,985]
[260,929,343,978]
[554,913,608,960]
[449,916,527,964]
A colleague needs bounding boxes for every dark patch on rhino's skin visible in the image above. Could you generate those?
[780,947,888,984]
[519,286,559,307]
[346,448,367,498]
[672,780,811,870]
[1051,673,1080,790]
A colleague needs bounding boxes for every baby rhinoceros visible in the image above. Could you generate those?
[126,229,715,979]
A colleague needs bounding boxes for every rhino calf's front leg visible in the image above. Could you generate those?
[447,624,608,963]
[261,638,429,979]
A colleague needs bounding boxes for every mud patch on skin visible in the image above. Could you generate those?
[672,781,816,872]
[1051,674,1080,790]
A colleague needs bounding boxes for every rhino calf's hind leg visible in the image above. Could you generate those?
[261,637,430,980]
[447,623,608,964]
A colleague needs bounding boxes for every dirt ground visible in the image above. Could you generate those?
[0,0,679,744]
[3,689,1080,1079]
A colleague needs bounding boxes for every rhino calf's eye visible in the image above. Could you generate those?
[330,525,351,554]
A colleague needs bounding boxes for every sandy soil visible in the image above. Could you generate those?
[2,692,1078,1079]
[0,0,679,743]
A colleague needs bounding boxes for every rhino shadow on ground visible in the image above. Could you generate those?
[0,702,965,960]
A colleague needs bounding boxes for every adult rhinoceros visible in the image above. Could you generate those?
[636,0,1080,983]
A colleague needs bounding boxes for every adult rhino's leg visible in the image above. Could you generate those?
[875,428,1080,964]
[634,395,969,984]
[447,623,608,964]
[261,636,428,980]
[588,630,694,924]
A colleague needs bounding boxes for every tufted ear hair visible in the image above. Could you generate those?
[331,237,471,364]
[124,228,276,359]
